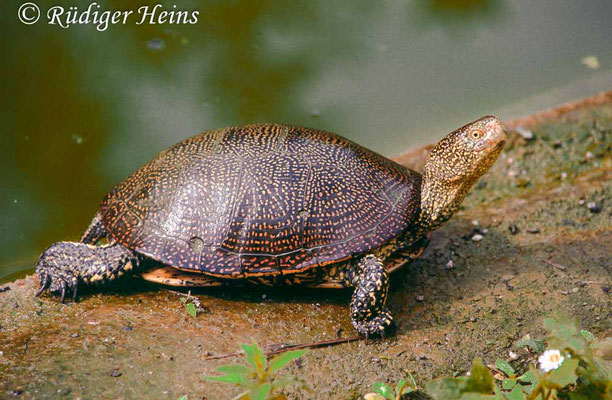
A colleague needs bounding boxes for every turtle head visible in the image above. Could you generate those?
[419,115,506,230]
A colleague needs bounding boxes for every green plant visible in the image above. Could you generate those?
[178,291,201,318]
[203,342,309,400]
[365,372,417,399]
[423,315,611,400]
[526,316,611,399]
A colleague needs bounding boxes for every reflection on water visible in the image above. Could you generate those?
[1,0,611,279]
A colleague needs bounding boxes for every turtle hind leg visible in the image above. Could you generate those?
[80,212,108,244]
[35,241,141,302]
[346,254,395,337]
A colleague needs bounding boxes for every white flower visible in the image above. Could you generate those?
[538,349,564,372]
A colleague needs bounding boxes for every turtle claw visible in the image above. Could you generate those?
[72,283,78,303]
[35,276,49,297]
[60,282,67,304]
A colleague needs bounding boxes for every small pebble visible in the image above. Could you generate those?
[109,369,122,377]
[508,351,518,360]
[471,234,484,242]
[552,140,563,148]
[561,219,576,227]
[587,201,601,213]
[571,287,579,293]
[560,172,567,179]
[70,134,84,144]
[515,127,534,140]
[578,198,586,205]
[527,228,540,234]
[446,260,454,269]
[121,325,133,331]
[582,55,600,70]
[601,285,610,294]
[147,38,165,51]
[585,151,594,160]
[471,220,479,226]
[508,224,519,235]
[415,295,424,302]
[71,333,78,338]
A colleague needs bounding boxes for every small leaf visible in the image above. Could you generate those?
[241,343,267,374]
[406,371,418,389]
[249,382,271,400]
[203,373,247,386]
[495,359,515,377]
[395,379,407,395]
[547,358,579,387]
[502,379,517,390]
[177,396,188,400]
[464,358,495,394]
[507,384,526,400]
[372,382,394,399]
[185,303,197,318]
[179,297,187,303]
[580,329,595,342]
[515,338,545,353]
[267,349,307,373]
[426,378,463,399]
[216,364,251,375]
[517,371,536,384]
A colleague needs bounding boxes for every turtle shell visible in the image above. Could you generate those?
[99,124,421,278]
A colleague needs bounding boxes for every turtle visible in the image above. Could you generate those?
[35,115,506,336]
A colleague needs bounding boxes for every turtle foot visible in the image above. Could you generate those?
[352,309,396,338]
[34,241,139,303]
[35,244,81,303]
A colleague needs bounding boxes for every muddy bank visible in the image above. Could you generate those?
[1,96,610,399]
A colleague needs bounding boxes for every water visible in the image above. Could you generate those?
[1,0,611,281]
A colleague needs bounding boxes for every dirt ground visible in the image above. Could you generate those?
[1,96,610,399]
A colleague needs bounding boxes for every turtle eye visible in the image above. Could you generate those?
[469,129,484,140]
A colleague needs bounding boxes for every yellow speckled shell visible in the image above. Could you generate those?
[100,124,421,278]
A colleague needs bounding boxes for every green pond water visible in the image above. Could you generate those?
[1,0,611,281]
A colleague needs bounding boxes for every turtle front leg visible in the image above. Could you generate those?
[35,241,141,302]
[346,254,394,337]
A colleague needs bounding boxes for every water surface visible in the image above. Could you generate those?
[2,0,611,280]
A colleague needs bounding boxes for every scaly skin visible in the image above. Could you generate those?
[35,241,141,303]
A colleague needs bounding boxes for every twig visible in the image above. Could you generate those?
[542,259,567,271]
[205,335,365,361]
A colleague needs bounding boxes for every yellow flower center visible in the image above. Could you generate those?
[549,354,561,363]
